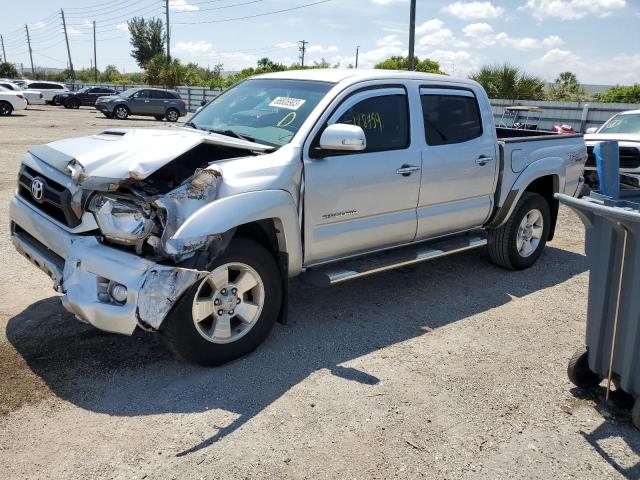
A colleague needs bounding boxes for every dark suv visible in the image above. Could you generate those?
[95,87,187,122]
[57,87,117,109]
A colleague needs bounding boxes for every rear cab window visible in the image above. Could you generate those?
[420,88,483,146]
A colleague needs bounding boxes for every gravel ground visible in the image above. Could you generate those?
[1,105,639,480]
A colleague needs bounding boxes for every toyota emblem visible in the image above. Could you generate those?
[31,178,45,202]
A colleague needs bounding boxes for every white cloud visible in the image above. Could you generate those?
[424,49,479,76]
[307,44,340,54]
[415,19,468,47]
[520,0,626,21]
[531,49,640,83]
[169,0,199,12]
[275,42,298,49]
[31,21,47,30]
[116,23,129,33]
[463,22,564,50]
[377,34,403,47]
[174,41,213,55]
[372,0,407,4]
[442,1,504,19]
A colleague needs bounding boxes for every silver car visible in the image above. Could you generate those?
[95,87,187,121]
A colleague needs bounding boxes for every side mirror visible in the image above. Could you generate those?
[319,124,366,152]
[585,127,598,134]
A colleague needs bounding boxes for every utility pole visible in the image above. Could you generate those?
[93,20,98,82]
[408,0,416,71]
[25,25,34,76]
[60,10,75,79]
[1,35,6,63]
[165,0,171,61]
[355,46,359,69]
[298,40,308,67]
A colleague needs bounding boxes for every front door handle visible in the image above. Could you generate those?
[396,165,421,176]
[476,155,494,166]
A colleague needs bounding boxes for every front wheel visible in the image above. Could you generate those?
[154,115,165,121]
[162,238,282,366]
[114,105,129,120]
[488,192,550,270]
[567,349,601,389]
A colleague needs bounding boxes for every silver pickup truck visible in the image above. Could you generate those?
[10,70,586,365]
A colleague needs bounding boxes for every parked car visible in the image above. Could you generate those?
[21,81,69,104]
[0,80,45,105]
[0,85,28,115]
[583,109,640,190]
[56,86,117,109]
[9,69,586,365]
[95,87,187,121]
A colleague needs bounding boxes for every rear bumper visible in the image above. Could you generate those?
[10,195,204,335]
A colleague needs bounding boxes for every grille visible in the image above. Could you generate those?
[17,166,82,227]
[586,146,640,169]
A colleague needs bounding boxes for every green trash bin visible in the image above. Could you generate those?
[557,191,640,429]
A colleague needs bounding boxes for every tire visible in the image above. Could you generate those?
[567,349,601,389]
[165,108,179,122]
[162,238,282,366]
[154,115,165,121]
[71,99,80,109]
[114,105,129,120]
[633,399,640,430]
[102,113,113,118]
[488,192,551,270]
[0,101,12,116]
[52,97,61,106]
[63,100,73,109]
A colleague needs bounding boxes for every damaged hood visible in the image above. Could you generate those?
[28,127,272,189]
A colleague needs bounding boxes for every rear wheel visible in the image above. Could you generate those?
[567,349,601,389]
[488,192,550,270]
[0,101,13,116]
[71,99,80,109]
[165,108,179,122]
[162,238,282,366]
[114,105,129,120]
[633,399,640,430]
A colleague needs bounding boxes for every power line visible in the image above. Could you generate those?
[173,0,266,14]
[172,0,333,25]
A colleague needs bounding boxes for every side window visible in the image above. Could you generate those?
[134,90,149,98]
[335,94,409,152]
[150,90,168,99]
[420,93,482,146]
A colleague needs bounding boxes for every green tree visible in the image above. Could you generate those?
[100,64,124,83]
[600,84,640,104]
[375,55,445,74]
[470,63,545,100]
[160,58,187,88]
[547,71,585,101]
[144,54,166,85]
[128,17,166,69]
[0,62,19,78]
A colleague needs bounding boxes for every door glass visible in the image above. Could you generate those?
[336,94,409,152]
[134,90,150,99]
[421,94,482,146]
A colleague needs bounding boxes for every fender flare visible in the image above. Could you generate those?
[487,157,564,229]
[171,190,303,276]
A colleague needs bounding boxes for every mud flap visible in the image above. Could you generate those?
[277,252,289,325]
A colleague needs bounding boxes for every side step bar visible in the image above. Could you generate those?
[302,232,488,287]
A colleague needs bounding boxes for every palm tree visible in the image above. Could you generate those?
[470,63,545,100]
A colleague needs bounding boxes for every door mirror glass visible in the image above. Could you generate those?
[585,127,598,134]
[319,124,367,152]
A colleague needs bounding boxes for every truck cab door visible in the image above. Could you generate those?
[303,87,421,264]
[416,87,498,239]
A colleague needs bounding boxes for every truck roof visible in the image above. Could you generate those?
[256,68,478,87]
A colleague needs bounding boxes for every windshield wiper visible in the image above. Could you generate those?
[184,121,207,131]
[211,129,256,143]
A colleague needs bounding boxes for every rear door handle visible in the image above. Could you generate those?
[476,156,494,166]
[396,165,421,176]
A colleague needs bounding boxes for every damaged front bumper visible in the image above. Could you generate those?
[10,196,206,335]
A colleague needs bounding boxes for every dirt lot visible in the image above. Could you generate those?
[1,105,639,479]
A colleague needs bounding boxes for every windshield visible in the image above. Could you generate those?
[599,113,640,135]
[119,88,139,98]
[188,79,334,147]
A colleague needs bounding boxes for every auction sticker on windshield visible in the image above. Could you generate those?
[270,97,306,110]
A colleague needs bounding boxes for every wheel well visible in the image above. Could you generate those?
[525,175,559,240]
[234,220,280,258]
[113,104,129,113]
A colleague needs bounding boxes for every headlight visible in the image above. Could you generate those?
[88,194,155,245]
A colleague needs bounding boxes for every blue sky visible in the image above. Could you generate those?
[1,0,639,84]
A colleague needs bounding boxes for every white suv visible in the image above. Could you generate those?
[0,85,28,115]
[22,81,69,104]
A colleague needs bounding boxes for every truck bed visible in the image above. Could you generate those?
[497,127,583,142]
